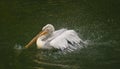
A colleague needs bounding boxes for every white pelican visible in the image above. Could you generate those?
[25,24,84,51]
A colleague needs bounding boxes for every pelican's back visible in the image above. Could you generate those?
[50,29,83,51]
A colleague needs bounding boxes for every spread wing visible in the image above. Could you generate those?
[50,30,83,51]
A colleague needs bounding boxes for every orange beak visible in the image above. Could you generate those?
[24,30,48,49]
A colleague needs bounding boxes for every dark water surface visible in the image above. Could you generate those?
[0,0,120,69]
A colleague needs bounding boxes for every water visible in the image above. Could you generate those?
[0,0,120,69]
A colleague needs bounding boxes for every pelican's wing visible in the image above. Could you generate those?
[50,30,83,51]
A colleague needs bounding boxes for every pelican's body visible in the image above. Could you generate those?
[25,24,84,51]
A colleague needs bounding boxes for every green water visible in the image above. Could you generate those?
[0,0,120,69]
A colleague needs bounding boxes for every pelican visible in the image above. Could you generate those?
[25,24,84,51]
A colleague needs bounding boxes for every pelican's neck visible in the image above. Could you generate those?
[36,32,53,49]
[36,35,46,49]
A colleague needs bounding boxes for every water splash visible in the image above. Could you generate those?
[14,44,24,50]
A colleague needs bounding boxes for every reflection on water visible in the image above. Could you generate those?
[0,0,120,69]
[14,41,87,69]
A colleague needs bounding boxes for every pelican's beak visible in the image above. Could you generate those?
[24,30,48,49]
[39,30,48,36]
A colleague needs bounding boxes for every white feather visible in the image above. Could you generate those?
[50,29,82,50]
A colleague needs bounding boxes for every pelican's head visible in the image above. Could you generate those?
[42,24,55,34]
[24,24,55,49]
